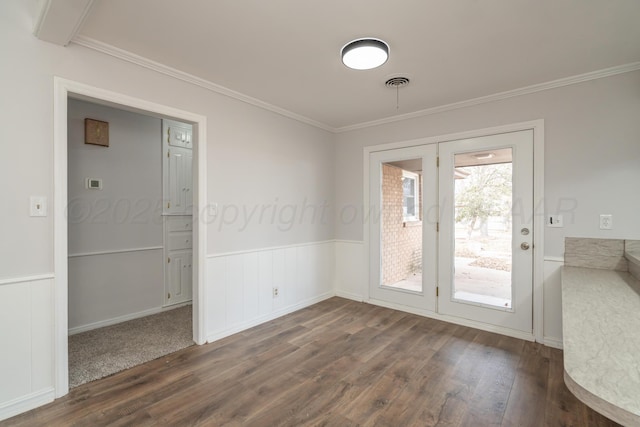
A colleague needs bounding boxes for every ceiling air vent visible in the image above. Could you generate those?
[385,76,410,88]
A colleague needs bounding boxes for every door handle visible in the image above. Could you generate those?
[520,242,530,250]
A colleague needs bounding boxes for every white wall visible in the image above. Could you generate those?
[334,70,640,344]
[0,277,53,417]
[0,1,335,419]
[206,241,334,342]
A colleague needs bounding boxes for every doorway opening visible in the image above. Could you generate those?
[53,78,207,398]
[66,99,195,387]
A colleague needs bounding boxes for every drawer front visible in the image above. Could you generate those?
[168,232,193,250]
[167,216,193,232]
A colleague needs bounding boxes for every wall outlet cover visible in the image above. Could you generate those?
[599,214,613,230]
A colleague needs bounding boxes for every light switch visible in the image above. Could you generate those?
[547,215,563,228]
[30,196,47,217]
[208,203,218,218]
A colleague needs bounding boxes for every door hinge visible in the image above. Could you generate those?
[437,222,440,232]
[436,286,439,297]
[167,292,171,299]
[167,202,171,209]
[167,257,170,263]
[437,157,440,167]
[167,127,171,143]
[167,150,170,158]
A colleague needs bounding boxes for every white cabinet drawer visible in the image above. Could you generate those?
[168,232,192,250]
[167,216,192,232]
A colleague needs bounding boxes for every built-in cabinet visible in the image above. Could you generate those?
[162,119,193,306]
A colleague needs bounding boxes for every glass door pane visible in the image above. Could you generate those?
[368,144,437,312]
[453,149,513,308]
[437,130,533,334]
[381,160,423,293]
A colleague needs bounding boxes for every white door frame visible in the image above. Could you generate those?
[363,120,545,343]
[53,77,208,398]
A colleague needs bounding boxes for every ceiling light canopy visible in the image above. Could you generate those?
[341,38,389,70]
[473,153,495,160]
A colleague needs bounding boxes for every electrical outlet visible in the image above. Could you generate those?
[599,214,613,230]
[273,287,279,298]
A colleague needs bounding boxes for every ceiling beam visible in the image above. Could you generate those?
[33,0,95,46]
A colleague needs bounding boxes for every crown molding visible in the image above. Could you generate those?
[34,0,96,46]
[335,61,640,133]
[71,35,335,132]
[70,34,640,135]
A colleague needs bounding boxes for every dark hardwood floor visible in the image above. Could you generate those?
[3,298,619,426]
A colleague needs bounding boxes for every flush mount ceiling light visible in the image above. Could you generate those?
[341,38,389,70]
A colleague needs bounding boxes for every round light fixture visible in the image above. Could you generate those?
[341,38,389,70]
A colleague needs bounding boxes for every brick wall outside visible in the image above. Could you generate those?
[381,164,423,286]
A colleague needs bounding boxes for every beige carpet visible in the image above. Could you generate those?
[68,305,193,388]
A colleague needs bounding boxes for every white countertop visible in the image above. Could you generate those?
[561,266,640,426]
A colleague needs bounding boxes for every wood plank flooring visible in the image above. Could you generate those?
[3,298,619,426]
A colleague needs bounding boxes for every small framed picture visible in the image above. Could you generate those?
[85,118,109,147]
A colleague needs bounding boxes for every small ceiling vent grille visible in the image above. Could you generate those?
[385,76,410,88]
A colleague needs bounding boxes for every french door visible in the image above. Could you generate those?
[369,130,534,334]
[369,145,438,311]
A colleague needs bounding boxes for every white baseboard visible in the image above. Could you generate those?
[543,336,564,349]
[366,298,536,343]
[206,292,334,343]
[335,290,364,302]
[68,302,191,335]
[0,388,54,422]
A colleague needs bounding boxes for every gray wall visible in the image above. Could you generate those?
[68,99,162,254]
[334,71,640,255]
[67,99,164,330]
[333,70,640,343]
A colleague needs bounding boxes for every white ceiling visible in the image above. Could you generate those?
[66,0,640,130]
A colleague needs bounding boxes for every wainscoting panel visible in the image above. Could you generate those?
[205,241,334,342]
[334,240,365,301]
[0,276,55,421]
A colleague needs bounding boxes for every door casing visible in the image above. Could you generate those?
[53,77,208,398]
[363,120,545,343]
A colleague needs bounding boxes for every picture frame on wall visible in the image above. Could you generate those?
[84,118,109,147]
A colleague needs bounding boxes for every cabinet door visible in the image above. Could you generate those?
[180,252,193,301]
[166,122,193,149]
[165,148,193,215]
[183,150,193,213]
[167,149,186,214]
[165,250,192,305]
[163,119,193,215]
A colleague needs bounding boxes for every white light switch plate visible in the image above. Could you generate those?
[547,215,563,228]
[30,196,47,217]
[208,203,218,218]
